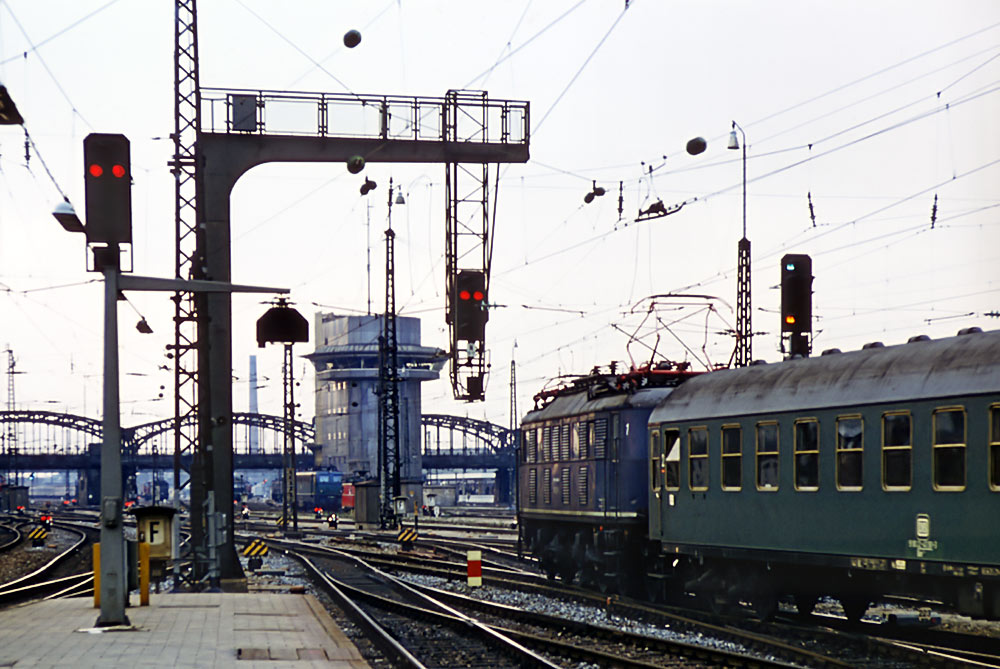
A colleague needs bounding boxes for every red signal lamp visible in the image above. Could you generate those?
[459,290,471,300]
[472,290,484,300]
[112,164,126,178]
[89,164,103,178]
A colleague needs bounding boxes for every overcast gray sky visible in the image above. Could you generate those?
[1,0,998,428]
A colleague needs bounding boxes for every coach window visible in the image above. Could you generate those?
[571,422,581,459]
[542,468,552,504]
[756,422,779,490]
[836,416,864,490]
[882,412,912,490]
[991,405,1000,491]
[721,425,742,490]
[650,429,662,492]
[664,429,681,490]
[688,427,709,490]
[933,407,966,490]
[794,419,820,490]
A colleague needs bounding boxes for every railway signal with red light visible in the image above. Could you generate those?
[84,133,132,245]
[453,269,488,341]
[780,254,812,334]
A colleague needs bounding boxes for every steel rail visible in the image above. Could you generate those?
[289,553,426,669]
[0,572,92,606]
[0,521,23,552]
[281,543,559,668]
[264,536,859,668]
[406,579,806,668]
[0,522,88,593]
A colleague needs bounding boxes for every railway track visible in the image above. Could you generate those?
[248,530,1000,667]
[291,548,557,668]
[0,520,23,553]
[256,534,842,667]
[0,521,94,606]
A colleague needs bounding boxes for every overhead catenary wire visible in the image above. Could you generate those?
[0,2,92,129]
[233,0,362,102]
[0,0,122,66]
[530,2,630,137]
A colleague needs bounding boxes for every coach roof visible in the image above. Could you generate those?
[650,329,1000,424]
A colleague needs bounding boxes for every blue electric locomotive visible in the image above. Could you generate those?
[517,363,698,591]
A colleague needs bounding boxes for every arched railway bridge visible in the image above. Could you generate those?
[0,410,517,501]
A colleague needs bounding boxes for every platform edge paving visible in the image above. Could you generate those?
[0,591,370,667]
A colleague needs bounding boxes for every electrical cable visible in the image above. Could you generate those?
[0,0,122,66]
[286,0,396,88]
[512,40,1000,187]
[21,126,70,202]
[480,0,534,89]
[680,82,1000,211]
[531,2,630,137]
[463,0,588,89]
[937,49,1000,97]
[233,0,361,101]
[744,19,1000,135]
[753,43,1000,148]
[0,3,92,129]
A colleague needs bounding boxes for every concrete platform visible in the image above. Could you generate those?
[0,592,369,668]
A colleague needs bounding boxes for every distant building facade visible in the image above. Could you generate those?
[306,313,446,482]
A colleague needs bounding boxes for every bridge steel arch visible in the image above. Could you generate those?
[0,410,315,457]
[2,410,518,503]
[420,413,517,505]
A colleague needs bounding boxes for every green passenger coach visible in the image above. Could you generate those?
[647,328,1000,620]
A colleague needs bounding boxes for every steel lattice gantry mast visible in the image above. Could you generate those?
[445,90,492,401]
[4,349,18,485]
[736,237,751,366]
[378,184,402,528]
[734,123,751,368]
[172,0,218,582]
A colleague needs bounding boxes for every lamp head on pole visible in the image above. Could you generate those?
[728,129,740,150]
[395,192,405,205]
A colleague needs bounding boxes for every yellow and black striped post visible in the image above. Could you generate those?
[397,526,418,551]
[28,526,48,547]
[243,539,269,570]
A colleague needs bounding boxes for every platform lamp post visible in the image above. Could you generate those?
[729,121,752,368]
[256,299,308,535]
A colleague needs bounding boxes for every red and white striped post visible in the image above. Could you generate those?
[466,550,482,587]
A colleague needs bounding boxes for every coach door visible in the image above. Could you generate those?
[649,428,662,536]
